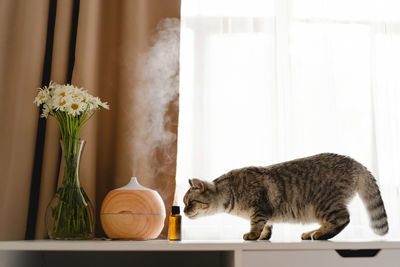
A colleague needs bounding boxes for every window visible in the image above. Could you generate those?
[177,0,400,240]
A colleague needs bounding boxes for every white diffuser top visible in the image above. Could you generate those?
[116,177,152,191]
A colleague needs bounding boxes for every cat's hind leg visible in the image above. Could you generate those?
[259,225,273,240]
[301,207,350,240]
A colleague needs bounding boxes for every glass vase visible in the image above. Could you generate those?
[45,138,95,239]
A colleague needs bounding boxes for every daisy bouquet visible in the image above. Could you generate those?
[34,81,109,139]
[34,82,109,239]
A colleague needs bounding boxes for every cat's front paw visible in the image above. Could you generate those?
[301,231,314,240]
[301,230,324,240]
[243,232,260,240]
[259,230,272,240]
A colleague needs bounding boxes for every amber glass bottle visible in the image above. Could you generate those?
[168,206,182,241]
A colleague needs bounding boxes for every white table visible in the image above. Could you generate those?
[1,239,400,267]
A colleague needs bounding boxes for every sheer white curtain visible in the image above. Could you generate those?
[177,0,400,241]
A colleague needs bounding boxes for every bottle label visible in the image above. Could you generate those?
[168,216,181,241]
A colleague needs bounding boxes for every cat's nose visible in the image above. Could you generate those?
[183,206,189,214]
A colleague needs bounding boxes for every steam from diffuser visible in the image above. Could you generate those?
[131,18,180,179]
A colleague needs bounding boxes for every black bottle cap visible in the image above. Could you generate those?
[171,206,180,215]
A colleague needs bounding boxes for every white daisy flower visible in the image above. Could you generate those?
[54,95,70,111]
[46,96,57,111]
[87,96,109,110]
[67,100,86,116]
[86,96,99,110]
[79,93,89,106]
[99,101,110,110]
[41,105,50,118]
[54,84,69,98]
[33,88,50,106]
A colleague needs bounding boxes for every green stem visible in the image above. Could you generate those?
[79,109,99,129]
[47,112,95,239]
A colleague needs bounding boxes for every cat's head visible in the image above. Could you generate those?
[183,178,218,219]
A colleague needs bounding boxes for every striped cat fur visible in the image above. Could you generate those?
[183,153,388,240]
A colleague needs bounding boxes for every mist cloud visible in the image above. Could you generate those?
[131,18,180,179]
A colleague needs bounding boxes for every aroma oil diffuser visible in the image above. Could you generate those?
[100,177,166,240]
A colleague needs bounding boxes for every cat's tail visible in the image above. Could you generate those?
[357,170,389,235]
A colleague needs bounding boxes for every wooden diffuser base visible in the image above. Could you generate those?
[100,177,165,240]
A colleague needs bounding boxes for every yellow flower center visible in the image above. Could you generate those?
[59,100,66,106]
[71,103,79,110]
[39,95,45,100]
[59,92,66,97]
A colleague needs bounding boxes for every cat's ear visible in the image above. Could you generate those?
[190,178,205,193]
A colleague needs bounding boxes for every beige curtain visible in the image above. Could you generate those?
[0,0,180,240]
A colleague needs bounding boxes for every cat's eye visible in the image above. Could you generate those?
[190,200,209,209]
[191,200,207,205]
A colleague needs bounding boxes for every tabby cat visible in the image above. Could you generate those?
[183,153,388,240]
